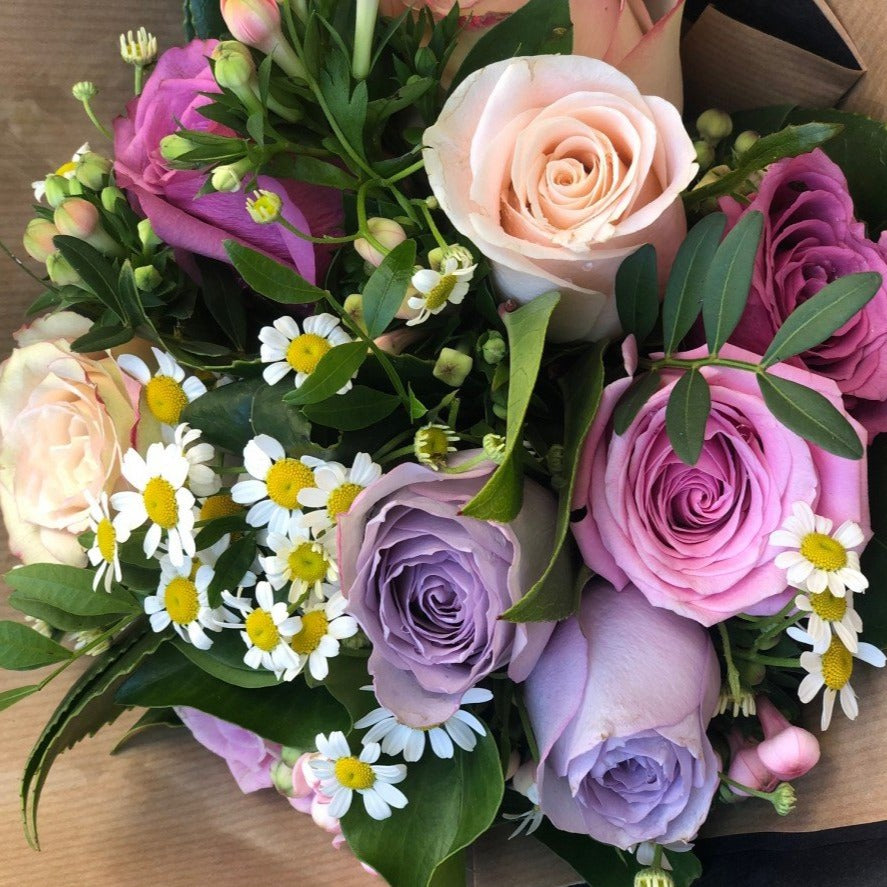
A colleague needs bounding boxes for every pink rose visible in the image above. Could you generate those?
[571,344,870,625]
[113,41,342,285]
[423,55,696,341]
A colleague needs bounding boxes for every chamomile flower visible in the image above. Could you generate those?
[795,589,863,654]
[790,626,886,730]
[260,520,338,603]
[259,314,354,390]
[85,491,130,592]
[406,255,476,327]
[174,423,221,498]
[110,442,196,566]
[770,502,868,597]
[355,687,492,762]
[223,582,301,677]
[311,732,408,821]
[503,761,543,838]
[414,423,458,471]
[118,348,207,428]
[231,434,319,535]
[299,453,382,536]
[32,142,89,200]
[282,593,358,682]
[144,555,223,650]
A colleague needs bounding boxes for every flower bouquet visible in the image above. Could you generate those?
[2,2,887,885]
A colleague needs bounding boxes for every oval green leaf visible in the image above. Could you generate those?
[283,340,368,406]
[615,243,659,343]
[613,371,662,435]
[665,370,711,466]
[361,239,417,338]
[0,621,72,671]
[223,239,327,304]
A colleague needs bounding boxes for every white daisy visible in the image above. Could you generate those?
[231,434,320,535]
[84,491,130,592]
[222,582,301,678]
[504,762,543,839]
[118,347,207,428]
[32,142,90,200]
[260,519,338,603]
[299,453,381,536]
[173,423,221,498]
[110,442,196,566]
[795,589,863,654]
[406,255,476,327]
[355,687,492,762]
[144,555,224,650]
[259,314,354,390]
[282,593,358,682]
[310,731,408,821]
[790,626,886,730]
[770,502,868,597]
[414,423,459,471]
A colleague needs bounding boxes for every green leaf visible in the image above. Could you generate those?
[111,707,182,755]
[361,240,417,338]
[116,643,349,745]
[462,293,559,522]
[663,213,726,354]
[761,271,882,367]
[319,654,375,723]
[615,244,658,343]
[302,385,400,431]
[0,621,71,670]
[341,727,503,887]
[70,324,134,353]
[223,240,327,304]
[206,536,257,609]
[318,52,369,161]
[0,684,41,713]
[758,372,863,459]
[196,256,248,350]
[503,342,606,622]
[194,514,248,551]
[666,370,711,466]
[53,235,124,321]
[172,634,281,689]
[613,371,662,435]
[183,0,226,39]
[702,211,764,353]
[286,155,360,191]
[532,820,635,885]
[283,341,368,406]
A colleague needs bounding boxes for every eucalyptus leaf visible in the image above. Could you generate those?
[666,370,711,466]
[613,372,662,436]
[361,240,417,338]
[0,621,72,670]
[615,244,658,343]
[183,0,227,39]
[224,240,327,304]
[283,341,368,406]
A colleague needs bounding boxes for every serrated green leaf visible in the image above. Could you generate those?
[613,371,662,435]
[223,240,327,304]
[0,621,71,670]
[361,240,417,338]
[0,684,41,713]
[318,52,369,161]
[666,370,711,466]
[702,211,764,353]
[283,341,368,406]
[110,707,182,755]
[615,244,658,343]
[302,385,400,431]
[52,235,124,321]
[206,536,257,608]
[758,372,863,459]
[761,271,882,367]
[663,213,726,354]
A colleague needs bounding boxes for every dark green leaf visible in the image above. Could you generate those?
[613,371,662,435]
[0,684,41,713]
[196,256,248,350]
[194,514,248,550]
[110,707,182,755]
[615,244,658,343]
[283,341,368,406]
[53,235,124,321]
[206,536,257,608]
[666,370,711,466]
[319,654,374,723]
[183,0,226,39]
[302,385,400,431]
[224,240,327,304]
[318,51,369,161]
[532,820,635,885]
[286,155,360,191]
[70,324,134,353]
[361,240,417,338]
[758,372,863,459]
[26,290,62,318]
[172,634,281,688]
[0,621,71,670]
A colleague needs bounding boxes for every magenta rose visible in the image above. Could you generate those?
[722,149,887,436]
[114,40,342,284]
[572,344,870,626]
[525,581,720,848]
[338,456,557,727]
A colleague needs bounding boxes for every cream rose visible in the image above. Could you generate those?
[422,55,697,341]
[0,312,142,565]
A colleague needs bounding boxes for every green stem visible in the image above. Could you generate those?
[278,216,361,245]
[377,444,417,465]
[80,97,112,140]
[420,201,449,251]
[643,355,762,374]
[440,451,489,475]
[652,845,664,869]
[355,181,389,256]
[718,623,742,700]
[384,159,425,186]
[372,428,415,461]
[720,773,781,803]
[0,238,48,286]
[734,651,803,669]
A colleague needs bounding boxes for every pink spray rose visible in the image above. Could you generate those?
[572,344,870,626]
[722,149,887,437]
[113,41,342,284]
[525,581,721,848]
[423,55,697,341]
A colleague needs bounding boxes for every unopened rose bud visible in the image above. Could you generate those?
[355,217,407,267]
[101,186,126,213]
[75,152,113,190]
[696,108,732,144]
[138,218,162,250]
[734,130,760,155]
[46,252,80,286]
[433,347,473,387]
[246,189,282,224]
[54,198,99,239]
[480,331,506,365]
[44,175,71,208]
[220,0,306,78]
[134,265,162,292]
[694,139,715,170]
[23,219,59,263]
[373,327,422,356]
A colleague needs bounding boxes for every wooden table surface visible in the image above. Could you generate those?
[1,2,887,885]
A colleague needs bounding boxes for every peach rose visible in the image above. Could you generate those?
[0,313,142,565]
[423,55,697,341]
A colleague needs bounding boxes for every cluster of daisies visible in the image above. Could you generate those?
[770,501,884,730]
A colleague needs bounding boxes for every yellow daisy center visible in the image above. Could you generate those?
[800,532,847,572]
[199,493,243,521]
[288,542,329,585]
[266,459,315,510]
[286,333,332,375]
[424,274,457,311]
[821,636,853,690]
[55,160,77,177]
[164,577,200,625]
[416,426,451,467]
[334,756,376,791]
[245,608,280,652]
[96,518,117,564]
[810,591,847,623]
[290,610,329,655]
[142,477,179,529]
[145,374,189,425]
[327,483,364,522]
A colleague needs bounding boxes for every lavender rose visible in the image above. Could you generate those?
[525,581,720,848]
[338,457,557,727]
[722,149,887,436]
[114,40,342,284]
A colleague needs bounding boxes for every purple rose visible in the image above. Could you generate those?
[338,456,557,727]
[525,581,720,848]
[114,41,342,284]
[722,149,887,436]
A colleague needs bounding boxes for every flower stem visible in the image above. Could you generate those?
[718,623,743,700]
[419,201,450,251]
[79,97,113,140]
[277,216,361,245]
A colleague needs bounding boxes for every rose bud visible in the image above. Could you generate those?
[22,218,59,263]
[354,217,407,267]
[726,730,777,798]
[754,696,820,782]
[220,0,305,78]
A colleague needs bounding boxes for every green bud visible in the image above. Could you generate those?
[46,252,81,286]
[771,782,796,816]
[134,265,163,292]
[159,134,197,165]
[734,129,761,155]
[634,869,674,887]
[694,139,715,170]
[480,331,507,366]
[101,186,126,213]
[692,164,731,192]
[696,108,733,144]
[23,219,59,263]
[212,164,244,193]
[67,178,85,196]
[433,348,473,387]
[280,746,304,767]
[343,293,367,334]
[71,80,97,102]
[270,759,295,797]
[75,152,112,190]
[212,41,257,90]
[246,189,282,224]
[482,433,506,464]
[44,175,71,209]
[138,218,162,250]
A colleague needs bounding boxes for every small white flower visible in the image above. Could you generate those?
[119,27,158,65]
[110,442,196,566]
[355,687,492,762]
[503,760,543,839]
[85,491,130,592]
[311,731,408,821]
[173,423,221,498]
[32,142,90,200]
[414,423,458,471]
[282,593,358,682]
[118,348,207,429]
[260,519,338,603]
[795,589,863,654]
[299,453,381,536]
[259,314,354,390]
[771,502,868,597]
[406,256,476,327]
